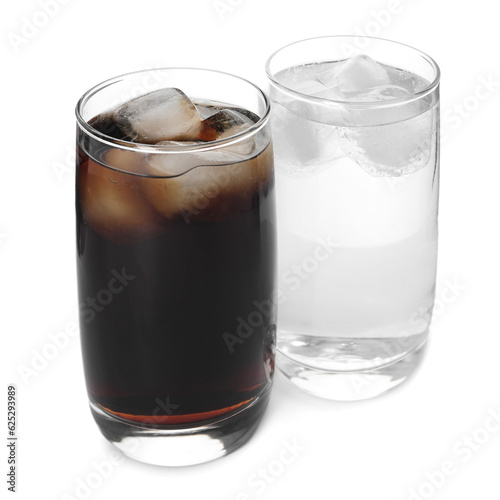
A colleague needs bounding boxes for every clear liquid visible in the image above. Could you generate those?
[273,62,439,372]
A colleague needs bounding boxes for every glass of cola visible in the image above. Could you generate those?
[75,68,276,466]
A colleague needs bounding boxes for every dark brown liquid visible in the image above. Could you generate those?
[76,107,276,427]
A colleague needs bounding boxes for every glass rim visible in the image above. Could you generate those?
[75,67,271,154]
[265,35,441,109]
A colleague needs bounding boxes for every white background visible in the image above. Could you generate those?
[2,0,500,499]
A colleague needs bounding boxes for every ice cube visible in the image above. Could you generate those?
[271,101,346,178]
[343,105,436,177]
[198,109,255,154]
[197,105,219,120]
[101,147,149,174]
[142,146,272,223]
[89,113,130,141]
[199,109,253,140]
[318,55,391,96]
[79,149,164,245]
[112,88,202,144]
[143,145,209,178]
[314,65,437,177]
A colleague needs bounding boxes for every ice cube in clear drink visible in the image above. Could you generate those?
[271,101,346,177]
[318,54,392,97]
[340,81,434,177]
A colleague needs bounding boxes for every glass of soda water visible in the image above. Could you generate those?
[75,69,276,466]
[266,36,440,401]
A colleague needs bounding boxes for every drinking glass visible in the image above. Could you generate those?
[75,68,276,465]
[266,36,440,400]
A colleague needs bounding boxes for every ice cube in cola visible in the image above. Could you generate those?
[112,88,202,143]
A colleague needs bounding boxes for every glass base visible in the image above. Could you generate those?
[89,387,271,466]
[277,340,427,401]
